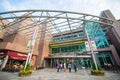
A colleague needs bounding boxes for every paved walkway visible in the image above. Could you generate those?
[0,68,120,80]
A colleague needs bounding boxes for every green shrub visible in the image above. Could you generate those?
[92,63,96,70]
[97,64,102,71]
[91,63,105,76]
[92,63,102,70]
[25,63,31,71]
[18,63,32,77]
[91,70,105,76]
[19,69,32,76]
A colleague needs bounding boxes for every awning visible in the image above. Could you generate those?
[7,51,27,60]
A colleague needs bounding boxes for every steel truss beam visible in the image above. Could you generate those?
[0,10,113,40]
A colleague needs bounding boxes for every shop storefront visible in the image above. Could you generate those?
[45,55,92,69]
[97,52,114,68]
[0,51,27,71]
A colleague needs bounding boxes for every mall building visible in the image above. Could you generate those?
[0,10,120,70]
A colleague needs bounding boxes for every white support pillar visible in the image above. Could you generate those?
[84,25,98,70]
[24,53,30,70]
[24,25,39,70]
[28,25,39,63]
[0,55,9,70]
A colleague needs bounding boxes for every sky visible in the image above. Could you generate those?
[0,0,120,19]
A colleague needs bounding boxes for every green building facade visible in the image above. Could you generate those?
[49,22,114,68]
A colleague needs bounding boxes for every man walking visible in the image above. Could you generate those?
[73,62,77,72]
[68,62,72,72]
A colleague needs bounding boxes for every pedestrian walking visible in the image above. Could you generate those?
[60,63,63,72]
[68,63,72,72]
[73,62,77,72]
[57,63,61,72]
[63,63,66,72]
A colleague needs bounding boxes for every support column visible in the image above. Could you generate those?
[50,58,52,68]
[110,45,120,66]
[0,55,9,70]
[43,60,46,68]
[93,53,99,65]
[84,23,98,70]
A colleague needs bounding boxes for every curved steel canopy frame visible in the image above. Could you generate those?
[0,10,113,40]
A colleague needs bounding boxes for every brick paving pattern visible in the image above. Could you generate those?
[0,68,120,80]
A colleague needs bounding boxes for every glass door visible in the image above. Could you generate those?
[74,58,92,69]
[97,52,114,68]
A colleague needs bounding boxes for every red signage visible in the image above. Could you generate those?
[7,51,27,60]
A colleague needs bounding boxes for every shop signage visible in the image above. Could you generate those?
[7,51,27,60]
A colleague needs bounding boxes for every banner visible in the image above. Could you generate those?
[91,41,97,51]
[85,41,90,51]
[85,41,97,51]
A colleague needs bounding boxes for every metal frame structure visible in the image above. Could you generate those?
[0,10,113,40]
[0,10,113,70]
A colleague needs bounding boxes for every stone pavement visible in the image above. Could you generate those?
[0,68,120,80]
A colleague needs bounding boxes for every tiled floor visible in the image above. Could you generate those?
[0,68,120,80]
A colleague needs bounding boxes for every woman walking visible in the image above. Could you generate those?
[63,63,66,72]
[57,63,61,72]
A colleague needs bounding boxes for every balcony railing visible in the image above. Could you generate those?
[50,36,87,44]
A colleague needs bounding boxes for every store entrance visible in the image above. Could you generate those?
[74,58,92,69]
[97,52,114,68]
[46,57,92,69]
[2,59,25,71]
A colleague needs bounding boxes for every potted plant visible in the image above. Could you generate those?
[91,63,105,76]
[19,63,32,77]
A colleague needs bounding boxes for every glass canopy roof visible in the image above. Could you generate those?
[0,10,113,41]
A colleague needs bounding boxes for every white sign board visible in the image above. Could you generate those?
[91,41,97,51]
[85,41,97,51]
[85,41,90,51]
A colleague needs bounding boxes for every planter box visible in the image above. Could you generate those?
[18,70,32,77]
[91,70,105,76]
[19,74,31,77]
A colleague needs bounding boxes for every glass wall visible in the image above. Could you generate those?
[51,22,110,54]
[50,58,92,69]
[97,52,114,68]
[53,32,84,41]
[51,44,86,54]
[74,58,92,69]
[85,22,109,48]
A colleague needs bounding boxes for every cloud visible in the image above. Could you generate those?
[1,0,16,11]
[0,0,120,19]
[60,0,120,19]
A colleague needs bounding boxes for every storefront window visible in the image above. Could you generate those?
[97,52,114,68]
[51,43,86,54]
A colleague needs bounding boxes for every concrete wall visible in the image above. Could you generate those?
[0,33,28,53]
[101,10,120,57]
[0,17,51,66]
[109,45,120,66]
[0,16,9,39]
[35,23,50,67]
